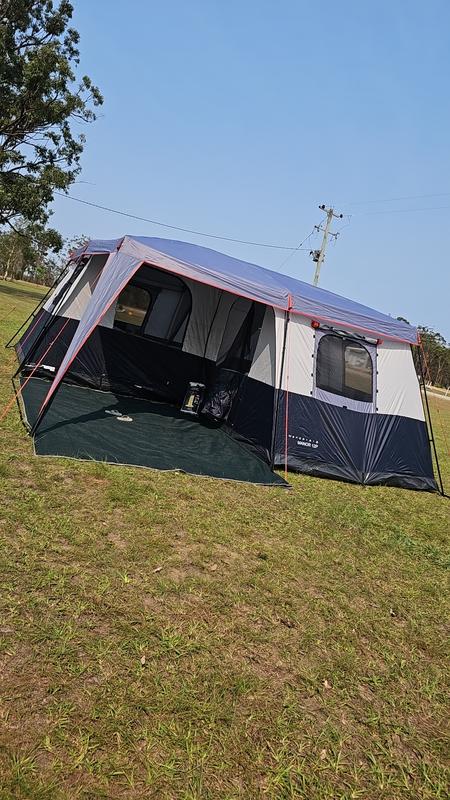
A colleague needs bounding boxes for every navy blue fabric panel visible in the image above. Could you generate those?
[92,326,207,401]
[18,312,78,367]
[61,326,208,402]
[227,376,275,463]
[274,391,436,490]
[18,314,208,403]
[17,308,54,362]
[274,391,364,482]
[363,414,436,490]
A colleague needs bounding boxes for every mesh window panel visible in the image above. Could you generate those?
[114,286,152,331]
[317,334,373,403]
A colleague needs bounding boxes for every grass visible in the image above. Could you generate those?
[0,278,449,800]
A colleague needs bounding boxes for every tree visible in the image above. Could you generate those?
[45,231,88,278]
[0,222,62,283]
[418,327,450,389]
[0,0,102,230]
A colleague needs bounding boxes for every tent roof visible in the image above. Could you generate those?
[77,235,418,344]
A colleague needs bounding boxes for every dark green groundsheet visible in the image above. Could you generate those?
[20,378,287,486]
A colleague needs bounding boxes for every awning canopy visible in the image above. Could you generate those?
[75,235,418,345]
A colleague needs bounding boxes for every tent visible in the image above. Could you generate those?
[12,235,439,490]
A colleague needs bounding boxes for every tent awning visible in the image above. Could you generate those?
[75,236,419,345]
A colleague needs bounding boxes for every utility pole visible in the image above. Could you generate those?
[310,204,343,286]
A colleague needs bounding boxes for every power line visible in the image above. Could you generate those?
[54,191,306,252]
[356,205,450,216]
[343,192,450,205]
[277,227,316,270]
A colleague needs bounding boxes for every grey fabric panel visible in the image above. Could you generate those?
[248,306,276,386]
[58,254,109,320]
[182,281,222,358]
[43,262,77,312]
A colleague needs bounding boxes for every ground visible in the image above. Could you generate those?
[0,279,449,800]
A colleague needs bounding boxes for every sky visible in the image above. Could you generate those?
[51,0,450,338]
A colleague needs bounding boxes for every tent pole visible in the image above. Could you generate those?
[13,261,83,377]
[270,298,292,470]
[417,345,445,496]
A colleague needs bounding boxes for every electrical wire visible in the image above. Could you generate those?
[54,191,305,252]
[355,205,450,216]
[276,227,316,270]
[342,192,450,205]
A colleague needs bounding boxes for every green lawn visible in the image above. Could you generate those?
[0,279,449,800]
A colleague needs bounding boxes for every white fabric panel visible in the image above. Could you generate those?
[377,342,424,420]
[281,314,314,395]
[274,309,287,388]
[249,306,276,386]
[95,269,238,356]
[58,254,109,320]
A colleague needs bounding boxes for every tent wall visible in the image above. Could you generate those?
[272,314,436,490]
[272,390,435,489]
[376,341,424,420]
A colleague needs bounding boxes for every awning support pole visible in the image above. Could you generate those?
[4,266,69,349]
[417,345,445,496]
[270,296,292,470]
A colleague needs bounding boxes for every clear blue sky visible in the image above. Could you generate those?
[51,0,450,338]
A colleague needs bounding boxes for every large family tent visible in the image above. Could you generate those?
[11,235,439,490]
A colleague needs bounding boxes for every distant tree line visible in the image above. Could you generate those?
[397,317,449,389]
[416,327,450,389]
[0,226,86,284]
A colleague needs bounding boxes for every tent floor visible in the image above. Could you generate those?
[20,378,287,487]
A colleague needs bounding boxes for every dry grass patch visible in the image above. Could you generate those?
[0,280,449,799]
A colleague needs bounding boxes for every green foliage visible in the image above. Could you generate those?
[397,317,449,389]
[418,327,450,389]
[0,222,63,283]
[0,0,103,229]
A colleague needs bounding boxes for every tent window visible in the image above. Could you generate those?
[113,271,191,346]
[114,286,152,333]
[143,287,190,343]
[316,334,373,403]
